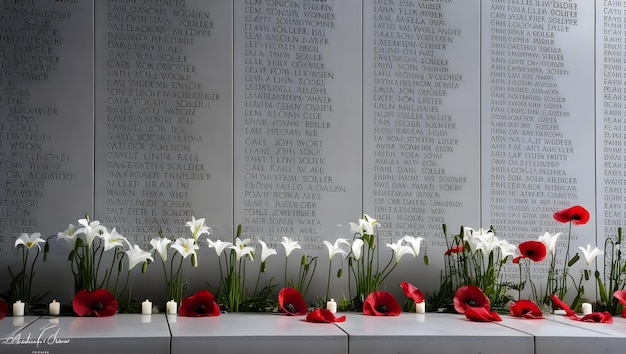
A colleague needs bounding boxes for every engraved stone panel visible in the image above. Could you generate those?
[94,0,233,298]
[596,1,626,275]
[363,0,480,294]
[233,0,362,295]
[0,1,93,298]
[482,0,595,298]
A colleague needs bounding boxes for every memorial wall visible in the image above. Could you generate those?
[0,0,620,303]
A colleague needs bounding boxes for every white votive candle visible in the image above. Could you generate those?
[415,301,426,314]
[582,302,592,315]
[166,300,177,315]
[142,299,152,315]
[326,298,337,314]
[49,300,60,316]
[554,309,567,315]
[13,301,25,316]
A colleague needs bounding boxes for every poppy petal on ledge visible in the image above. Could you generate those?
[179,289,221,317]
[579,311,613,324]
[278,287,307,316]
[453,285,490,314]
[72,289,118,317]
[549,294,576,317]
[464,307,502,322]
[363,291,401,316]
[510,300,544,319]
[305,308,346,323]
[0,299,8,320]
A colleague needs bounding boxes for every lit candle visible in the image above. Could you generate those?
[582,302,592,315]
[142,299,152,315]
[166,300,177,315]
[49,299,60,316]
[13,301,25,316]
[415,301,426,314]
[326,298,337,314]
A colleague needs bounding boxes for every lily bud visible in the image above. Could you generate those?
[301,255,307,265]
[619,227,623,244]
[142,261,148,273]
[118,258,124,272]
[424,254,430,265]
[236,224,242,238]
[336,268,343,278]
[568,253,580,267]
[584,269,590,281]
[191,253,198,267]
[442,224,447,234]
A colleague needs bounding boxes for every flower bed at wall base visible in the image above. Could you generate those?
[4,207,626,323]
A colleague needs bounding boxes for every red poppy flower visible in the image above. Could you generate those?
[579,311,613,323]
[305,308,346,323]
[510,300,544,319]
[513,241,547,264]
[453,285,490,314]
[553,205,590,225]
[400,281,424,303]
[278,287,307,316]
[72,289,118,317]
[179,289,221,317]
[464,306,502,322]
[0,299,8,320]
[444,245,463,255]
[549,294,576,317]
[363,291,401,316]
[614,290,626,317]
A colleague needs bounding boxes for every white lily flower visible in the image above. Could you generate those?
[351,238,364,261]
[498,240,517,260]
[538,232,561,255]
[578,244,603,265]
[280,236,301,258]
[350,216,375,236]
[78,218,107,247]
[207,239,233,257]
[15,233,45,250]
[102,227,128,251]
[57,224,79,248]
[402,235,424,256]
[258,239,277,262]
[126,245,154,270]
[387,239,415,263]
[472,228,499,255]
[171,237,199,259]
[150,237,172,262]
[363,214,378,227]
[186,216,210,241]
[230,237,255,261]
[324,238,350,260]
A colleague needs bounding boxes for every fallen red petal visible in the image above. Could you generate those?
[305,308,346,323]
[580,312,613,323]
[465,307,502,322]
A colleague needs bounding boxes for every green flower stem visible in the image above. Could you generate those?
[326,259,333,301]
[559,222,573,300]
